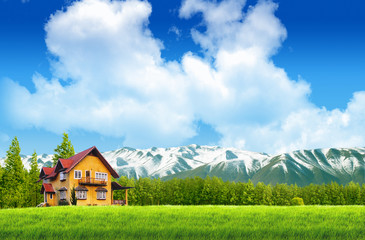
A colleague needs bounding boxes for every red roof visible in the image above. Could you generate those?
[59,159,73,169]
[39,146,119,180]
[65,146,95,172]
[45,170,57,179]
[38,167,55,181]
[41,183,55,193]
[43,167,54,175]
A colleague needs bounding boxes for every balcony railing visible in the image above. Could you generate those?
[113,200,126,205]
[78,177,107,186]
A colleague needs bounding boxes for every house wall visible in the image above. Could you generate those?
[45,192,56,206]
[49,170,70,206]
[69,155,112,206]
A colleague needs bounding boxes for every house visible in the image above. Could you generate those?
[39,146,132,206]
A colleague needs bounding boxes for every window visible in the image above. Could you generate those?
[76,191,87,200]
[74,170,82,179]
[60,172,66,181]
[95,172,108,181]
[50,194,53,200]
[60,191,66,200]
[97,191,106,200]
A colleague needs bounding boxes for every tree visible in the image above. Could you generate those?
[345,182,361,205]
[2,137,26,208]
[53,132,75,166]
[241,180,255,205]
[254,182,273,205]
[0,165,3,208]
[272,184,292,206]
[26,151,42,207]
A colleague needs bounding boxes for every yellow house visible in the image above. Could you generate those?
[39,146,132,206]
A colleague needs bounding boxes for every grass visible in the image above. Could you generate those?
[0,205,364,239]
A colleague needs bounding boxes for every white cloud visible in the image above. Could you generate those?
[3,0,365,153]
[4,0,195,148]
[168,26,182,39]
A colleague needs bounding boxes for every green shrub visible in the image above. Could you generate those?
[291,197,304,205]
[58,199,70,206]
[71,187,77,206]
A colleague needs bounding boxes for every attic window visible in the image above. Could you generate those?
[60,172,66,181]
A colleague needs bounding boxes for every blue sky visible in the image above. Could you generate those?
[0,0,364,156]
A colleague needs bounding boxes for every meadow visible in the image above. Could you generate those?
[0,205,364,240]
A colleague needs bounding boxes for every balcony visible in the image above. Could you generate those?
[78,177,107,186]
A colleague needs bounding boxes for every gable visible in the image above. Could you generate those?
[73,155,111,176]
[64,146,119,178]
[54,160,64,173]
[39,167,55,180]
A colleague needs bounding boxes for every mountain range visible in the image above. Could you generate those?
[1,145,364,186]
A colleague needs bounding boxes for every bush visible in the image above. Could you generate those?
[71,187,77,206]
[59,200,70,206]
[291,197,304,206]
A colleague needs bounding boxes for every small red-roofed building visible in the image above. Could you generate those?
[39,146,133,206]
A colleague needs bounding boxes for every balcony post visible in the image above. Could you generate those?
[125,189,128,206]
[111,190,113,205]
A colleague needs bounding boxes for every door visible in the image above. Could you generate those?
[86,170,90,183]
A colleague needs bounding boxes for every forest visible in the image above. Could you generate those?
[114,175,365,206]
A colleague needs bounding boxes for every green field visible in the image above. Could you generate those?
[0,205,364,239]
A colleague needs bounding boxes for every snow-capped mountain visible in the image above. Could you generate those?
[0,153,54,169]
[251,147,365,186]
[1,145,365,186]
[102,145,270,180]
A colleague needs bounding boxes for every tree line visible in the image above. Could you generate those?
[115,176,365,206]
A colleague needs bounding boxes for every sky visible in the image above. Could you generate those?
[0,0,365,156]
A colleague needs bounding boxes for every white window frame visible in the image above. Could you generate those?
[76,191,87,200]
[60,191,66,200]
[97,191,106,200]
[74,170,82,179]
[95,172,108,181]
[60,172,66,181]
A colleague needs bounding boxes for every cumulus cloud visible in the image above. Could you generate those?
[3,0,195,147]
[2,0,365,153]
